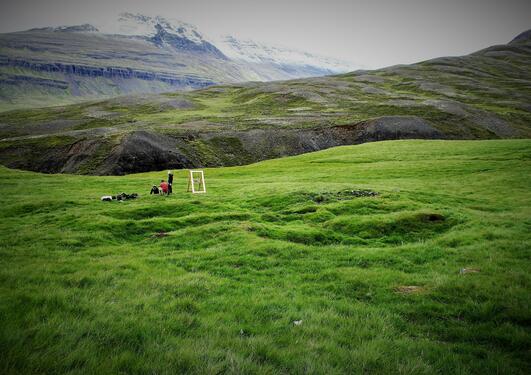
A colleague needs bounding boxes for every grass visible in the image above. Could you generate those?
[2,43,531,140]
[135,92,245,125]
[0,139,530,374]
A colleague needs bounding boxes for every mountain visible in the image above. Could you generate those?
[106,13,226,58]
[216,35,360,78]
[0,29,529,175]
[0,13,359,111]
[29,24,100,33]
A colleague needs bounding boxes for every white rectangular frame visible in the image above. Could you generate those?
[188,170,206,194]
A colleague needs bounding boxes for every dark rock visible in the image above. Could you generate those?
[509,29,531,45]
[101,131,193,175]
[0,116,449,175]
[151,24,227,59]
[354,116,444,142]
[0,56,215,88]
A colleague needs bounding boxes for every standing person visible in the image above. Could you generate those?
[167,170,174,195]
[160,180,169,195]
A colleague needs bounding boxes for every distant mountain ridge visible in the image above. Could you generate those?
[0,13,360,111]
[509,29,531,44]
[100,13,357,70]
[216,36,358,73]
[107,13,227,58]
[29,24,100,33]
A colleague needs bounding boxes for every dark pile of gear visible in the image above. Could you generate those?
[101,193,138,202]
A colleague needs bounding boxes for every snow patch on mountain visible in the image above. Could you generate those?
[29,24,100,33]
[101,13,207,45]
[51,13,361,74]
[216,35,362,73]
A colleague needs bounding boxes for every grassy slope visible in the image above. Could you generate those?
[1,39,530,139]
[0,140,530,374]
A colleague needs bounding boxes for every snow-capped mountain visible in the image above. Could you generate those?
[95,13,359,73]
[29,24,100,33]
[216,35,361,74]
[99,13,225,58]
[102,13,206,44]
[0,13,363,109]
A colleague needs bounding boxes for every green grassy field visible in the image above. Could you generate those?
[0,140,530,374]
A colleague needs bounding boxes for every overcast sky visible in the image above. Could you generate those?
[1,0,530,68]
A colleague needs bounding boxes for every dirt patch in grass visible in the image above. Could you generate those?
[460,268,480,274]
[152,231,169,238]
[395,286,425,294]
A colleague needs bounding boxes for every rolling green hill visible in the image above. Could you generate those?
[0,30,530,175]
[0,140,530,373]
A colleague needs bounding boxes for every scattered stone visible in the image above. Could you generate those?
[356,116,444,141]
[152,231,169,238]
[359,84,389,95]
[387,99,423,108]
[416,81,457,97]
[354,74,386,84]
[293,320,303,326]
[86,108,120,119]
[395,286,424,294]
[287,107,312,112]
[310,190,379,203]
[342,190,379,197]
[423,99,470,116]
[422,99,517,137]
[460,268,480,274]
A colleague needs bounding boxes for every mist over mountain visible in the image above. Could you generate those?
[0,13,360,111]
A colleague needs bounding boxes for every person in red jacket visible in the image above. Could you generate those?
[160,180,169,195]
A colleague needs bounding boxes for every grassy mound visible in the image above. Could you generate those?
[0,140,530,373]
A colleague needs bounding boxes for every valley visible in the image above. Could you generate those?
[0,29,529,175]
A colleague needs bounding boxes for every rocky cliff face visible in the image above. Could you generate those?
[151,24,227,60]
[0,56,215,88]
[0,117,443,175]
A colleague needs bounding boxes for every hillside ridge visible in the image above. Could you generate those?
[0,30,529,175]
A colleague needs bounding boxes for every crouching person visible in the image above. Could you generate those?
[160,180,169,195]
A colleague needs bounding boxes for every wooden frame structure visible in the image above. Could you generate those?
[187,170,206,194]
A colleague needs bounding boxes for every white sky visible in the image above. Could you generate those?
[0,0,530,68]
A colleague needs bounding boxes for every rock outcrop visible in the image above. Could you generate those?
[0,116,448,175]
[0,56,215,88]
